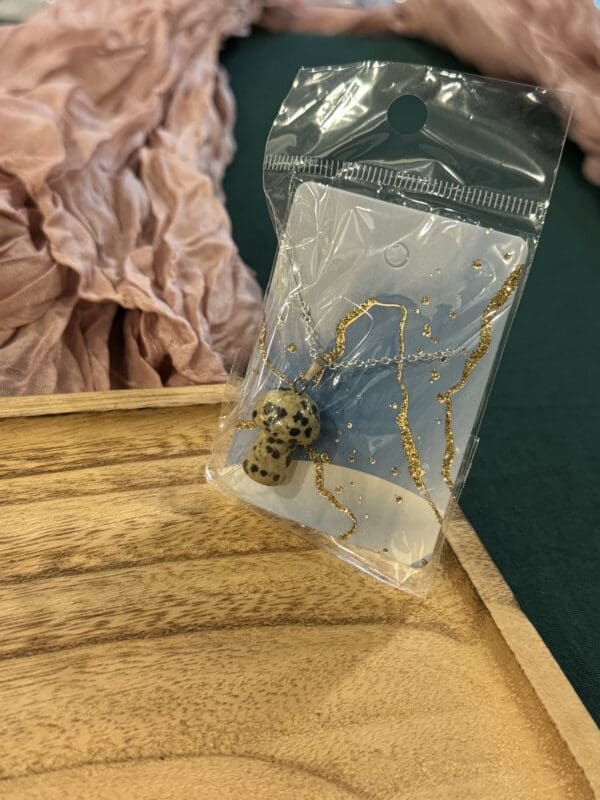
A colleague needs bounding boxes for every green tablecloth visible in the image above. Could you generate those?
[221,31,600,724]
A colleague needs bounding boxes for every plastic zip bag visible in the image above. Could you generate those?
[207,62,572,596]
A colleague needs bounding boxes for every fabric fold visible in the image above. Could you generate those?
[0,0,263,395]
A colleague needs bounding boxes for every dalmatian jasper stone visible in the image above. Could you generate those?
[243,387,320,486]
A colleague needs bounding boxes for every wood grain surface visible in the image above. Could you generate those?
[0,385,227,419]
[0,395,598,799]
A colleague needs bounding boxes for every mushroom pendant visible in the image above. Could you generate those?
[243,387,321,486]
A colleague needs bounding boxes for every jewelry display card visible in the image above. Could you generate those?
[210,182,528,590]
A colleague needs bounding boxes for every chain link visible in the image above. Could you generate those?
[296,293,322,360]
[331,348,454,371]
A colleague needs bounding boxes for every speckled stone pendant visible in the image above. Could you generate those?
[243,387,320,486]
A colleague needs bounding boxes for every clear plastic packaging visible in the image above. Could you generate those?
[207,62,571,595]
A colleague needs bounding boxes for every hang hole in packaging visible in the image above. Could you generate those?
[387,94,428,135]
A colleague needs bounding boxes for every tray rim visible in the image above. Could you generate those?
[0,385,227,418]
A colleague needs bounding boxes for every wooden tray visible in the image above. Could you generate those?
[0,387,598,799]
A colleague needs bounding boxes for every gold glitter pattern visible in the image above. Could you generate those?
[235,418,258,430]
[472,259,483,270]
[395,303,442,523]
[423,323,432,338]
[422,296,430,305]
[396,387,442,523]
[430,370,440,383]
[308,448,357,540]
[395,305,408,386]
[437,266,524,487]
[257,322,293,388]
[287,343,297,353]
[449,311,457,319]
[312,298,406,386]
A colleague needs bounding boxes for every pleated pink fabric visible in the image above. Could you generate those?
[263,0,600,186]
[0,0,262,394]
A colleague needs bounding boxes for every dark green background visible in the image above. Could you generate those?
[221,31,600,723]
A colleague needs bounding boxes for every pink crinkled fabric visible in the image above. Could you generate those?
[262,0,600,186]
[0,0,263,395]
